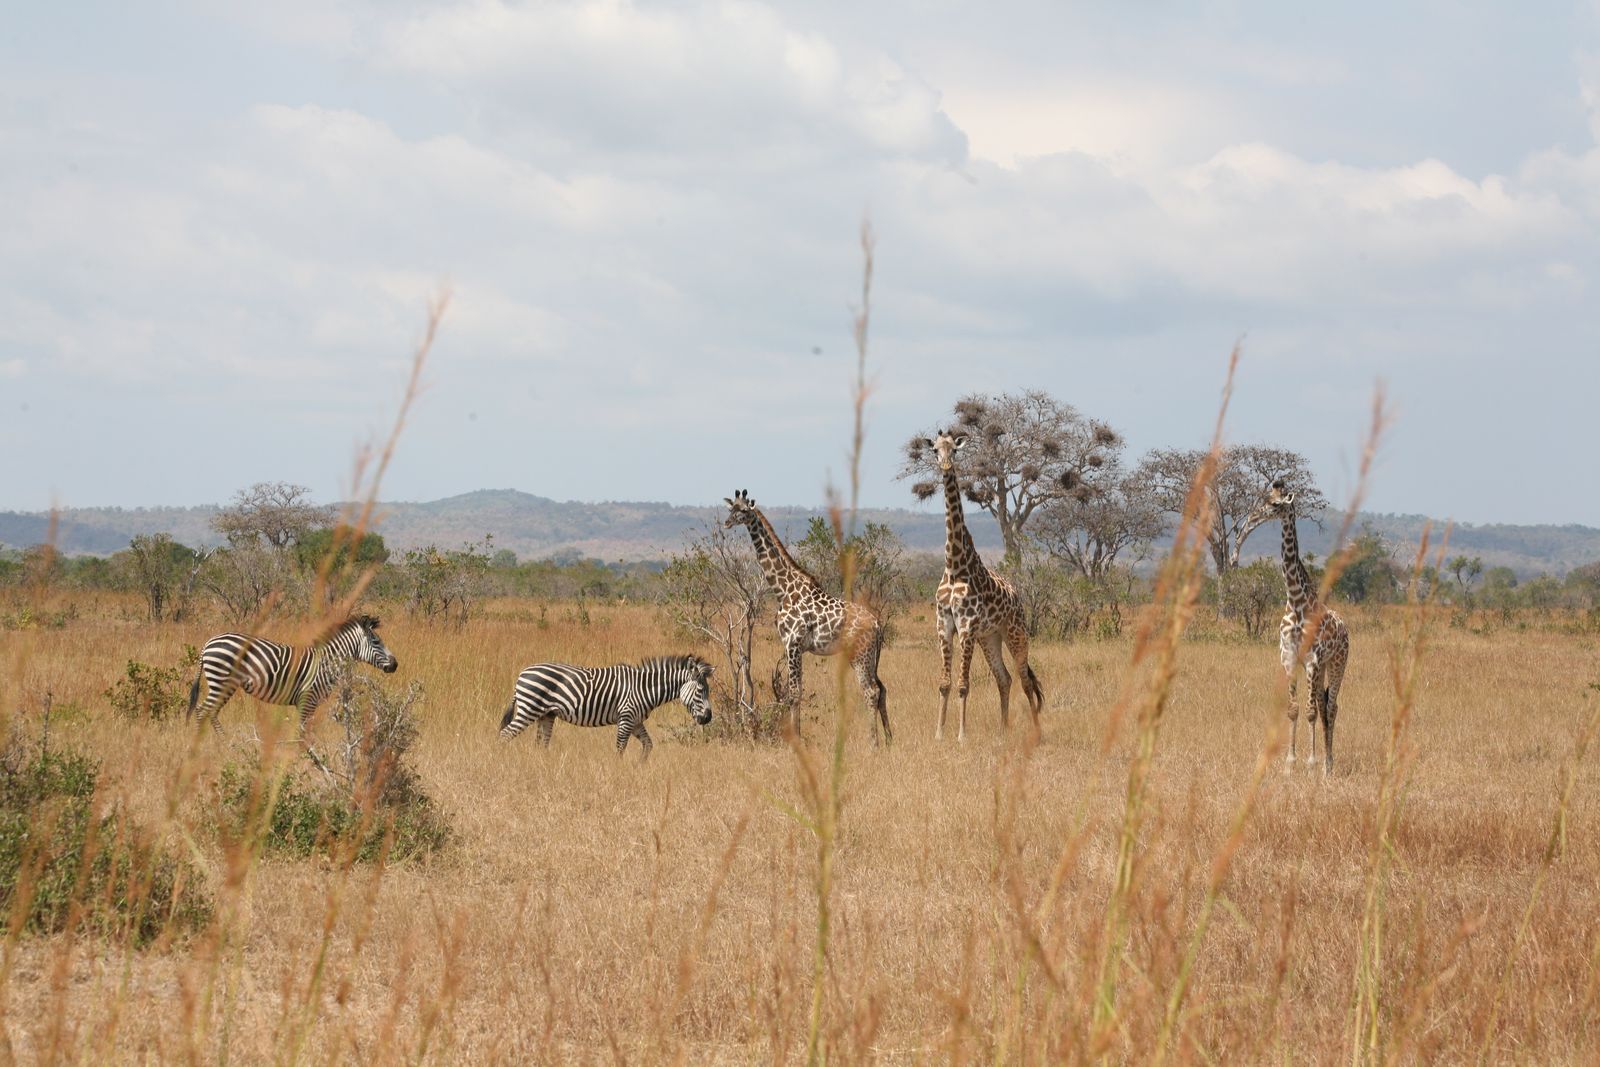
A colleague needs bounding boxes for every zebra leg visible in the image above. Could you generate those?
[537,715,555,747]
[196,681,238,734]
[615,707,636,756]
[634,723,653,762]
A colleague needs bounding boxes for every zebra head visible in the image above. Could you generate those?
[353,614,399,673]
[678,656,714,726]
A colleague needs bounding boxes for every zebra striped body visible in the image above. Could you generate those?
[187,614,398,731]
[499,655,714,759]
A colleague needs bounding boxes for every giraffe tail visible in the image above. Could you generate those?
[1021,663,1044,715]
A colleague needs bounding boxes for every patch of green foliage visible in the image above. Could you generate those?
[0,739,211,946]
[104,646,199,722]
[214,676,449,864]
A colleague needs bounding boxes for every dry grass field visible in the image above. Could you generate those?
[2,590,1599,1064]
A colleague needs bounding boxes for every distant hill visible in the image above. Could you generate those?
[3,491,1597,577]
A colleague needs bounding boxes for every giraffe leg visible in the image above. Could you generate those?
[853,645,889,747]
[1284,671,1299,770]
[1322,658,1346,775]
[937,617,954,741]
[1304,664,1321,768]
[1004,627,1044,724]
[957,629,977,742]
[786,643,804,736]
[978,631,1011,729]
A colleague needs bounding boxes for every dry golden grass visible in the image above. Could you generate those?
[2,593,1598,1063]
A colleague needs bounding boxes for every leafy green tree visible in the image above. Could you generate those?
[1331,529,1402,604]
[791,518,908,618]
[401,537,493,625]
[115,533,203,622]
[1218,558,1285,639]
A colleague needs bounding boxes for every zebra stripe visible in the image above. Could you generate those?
[499,654,714,759]
[187,614,398,731]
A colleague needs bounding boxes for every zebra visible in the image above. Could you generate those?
[498,654,714,759]
[186,613,398,732]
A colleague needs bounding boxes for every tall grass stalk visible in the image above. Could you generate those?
[1090,346,1236,1052]
[1475,691,1600,1064]
[1338,394,1443,1067]
[794,219,876,1066]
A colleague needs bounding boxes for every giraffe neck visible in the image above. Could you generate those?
[941,465,985,580]
[742,510,817,601]
[1279,511,1316,618]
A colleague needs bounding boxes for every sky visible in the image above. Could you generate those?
[3,0,1598,526]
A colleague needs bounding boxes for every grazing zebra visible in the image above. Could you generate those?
[498,655,714,759]
[186,614,398,732]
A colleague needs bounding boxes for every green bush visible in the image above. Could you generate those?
[0,741,211,945]
[214,676,449,864]
[105,646,199,722]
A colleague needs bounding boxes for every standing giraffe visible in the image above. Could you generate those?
[921,431,1043,741]
[722,490,892,744]
[1251,478,1350,773]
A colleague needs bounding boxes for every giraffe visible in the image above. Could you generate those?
[722,490,892,744]
[921,430,1043,741]
[1250,477,1350,773]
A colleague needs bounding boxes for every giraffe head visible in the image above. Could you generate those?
[1262,478,1297,516]
[919,430,969,473]
[722,488,760,530]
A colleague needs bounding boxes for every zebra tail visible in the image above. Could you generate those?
[186,671,202,721]
[499,701,516,732]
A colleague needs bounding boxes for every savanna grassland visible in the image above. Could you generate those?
[2,589,1599,1065]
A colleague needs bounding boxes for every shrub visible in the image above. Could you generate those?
[215,675,449,863]
[105,646,199,722]
[0,737,211,946]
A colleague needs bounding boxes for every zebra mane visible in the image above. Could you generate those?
[638,654,711,676]
[314,613,380,644]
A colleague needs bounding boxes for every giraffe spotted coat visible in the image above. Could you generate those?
[723,490,891,744]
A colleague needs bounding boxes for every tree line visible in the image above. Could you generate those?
[5,390,1600,640]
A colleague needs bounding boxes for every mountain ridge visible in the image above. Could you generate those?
[3,490,1597,577]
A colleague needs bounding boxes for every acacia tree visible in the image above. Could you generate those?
[1136,445,1327,576]
[900,390,1124,564]
[117,533,204,622]
[212,482,333,550]
[1029,471,1165,580]
[660,524,773,739]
